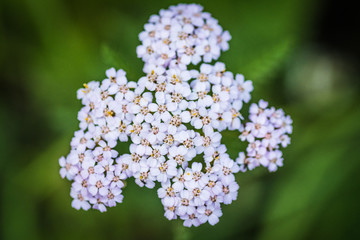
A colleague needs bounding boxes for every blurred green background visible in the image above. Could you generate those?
[1,0,359,239]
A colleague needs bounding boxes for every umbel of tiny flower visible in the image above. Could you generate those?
[59,3,292,227]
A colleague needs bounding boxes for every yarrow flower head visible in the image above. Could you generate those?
[60,3,292,227]
[136,4,231,71]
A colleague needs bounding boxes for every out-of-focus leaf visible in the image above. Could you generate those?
[239,38,292,83]
[14,137,68,197]
[100,44,137,81]
[100,44,123,69]
[258,106,360,240]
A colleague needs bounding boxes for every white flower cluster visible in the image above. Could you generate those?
[237,100,293,172]
[137,3,231,71]
[59,3,292,227]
